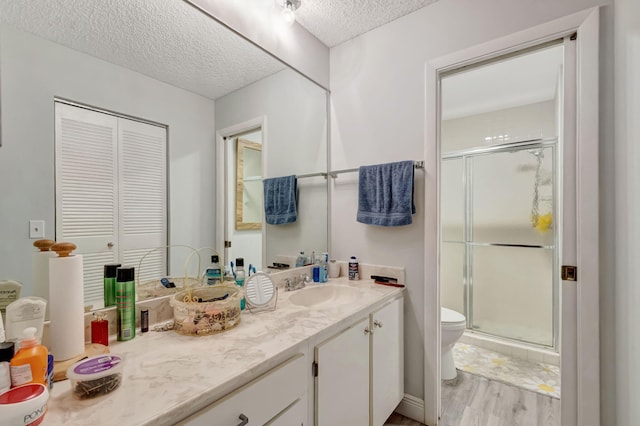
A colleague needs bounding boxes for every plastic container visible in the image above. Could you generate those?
[328,260,340,278]
[170,285,242,336]
[0,310,4,343]
[0,342,14,394]
[204,255,222,286]
[0,280,21,318]
[0,383,49,425]
[320,252,329,283]
[91,312,109,346]
[295,251,306,267]
[235,258,246,311]
[10,327,48,387]
[348,256,359,280]
[66,354,123,399]
[5,297,47,344]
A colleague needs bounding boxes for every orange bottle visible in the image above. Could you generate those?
[10,327,48,387]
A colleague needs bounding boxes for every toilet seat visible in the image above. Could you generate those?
[441,307,465,324]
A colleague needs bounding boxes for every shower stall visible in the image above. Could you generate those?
[439,42,564,352]
[441,139,559,350]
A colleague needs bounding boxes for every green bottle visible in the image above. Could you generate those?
[103,264,121,307]
[116,267,136,341]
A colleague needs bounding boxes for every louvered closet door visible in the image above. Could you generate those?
[55,103,118,306]
[56,103,168,307]
[117,118,167,286]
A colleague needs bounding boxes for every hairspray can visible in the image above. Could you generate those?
[116,267,136,341]
[103,264,121,307]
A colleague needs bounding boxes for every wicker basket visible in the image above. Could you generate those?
[170,284,242,336]
[135,245,204,301]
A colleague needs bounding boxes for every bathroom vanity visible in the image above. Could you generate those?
[43,277,404,426]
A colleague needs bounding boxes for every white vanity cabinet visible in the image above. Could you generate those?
[315,297,404,426]
[177,353,307,426]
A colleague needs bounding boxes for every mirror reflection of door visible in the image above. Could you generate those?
[225,130,263,271]
[55,102,168,309]
[236,139,263,230]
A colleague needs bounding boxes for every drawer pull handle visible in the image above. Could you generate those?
[237,414,249,426]
[374,320,383,328]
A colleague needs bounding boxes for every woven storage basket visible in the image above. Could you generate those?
[135,245,203,301]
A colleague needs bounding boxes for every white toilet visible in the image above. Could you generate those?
[441,307,466,380]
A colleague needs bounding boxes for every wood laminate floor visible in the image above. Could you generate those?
[384,371,560,426]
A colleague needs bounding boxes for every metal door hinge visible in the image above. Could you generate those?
[224,240,232,248]
[312,361,318,377]
[562,265,577,281]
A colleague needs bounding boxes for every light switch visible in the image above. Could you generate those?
[29,220,45,239]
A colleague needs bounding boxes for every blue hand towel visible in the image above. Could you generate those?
[263,175,298,225]
[357,161,416,226]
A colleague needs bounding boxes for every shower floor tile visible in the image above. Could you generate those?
[453,342,560,399]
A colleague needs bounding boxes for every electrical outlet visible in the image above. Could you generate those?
[29,220,45,239]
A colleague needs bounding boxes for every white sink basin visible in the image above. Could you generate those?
[288,285,362,308]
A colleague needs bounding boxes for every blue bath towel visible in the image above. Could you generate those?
[263,175,298,225]
[357,161,416,226]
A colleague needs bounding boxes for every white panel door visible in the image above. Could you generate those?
[372,298,404,426]
[315,317,370,426]
[117,118,167,284]
[55,102,118,304]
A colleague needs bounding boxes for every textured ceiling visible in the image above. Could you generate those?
[294,0,439,47]
[0,0,442,98]
[0,0,285,100]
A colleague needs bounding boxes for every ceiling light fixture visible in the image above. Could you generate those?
[278,0,301,25]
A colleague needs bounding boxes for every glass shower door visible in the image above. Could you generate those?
[468,146,556,347]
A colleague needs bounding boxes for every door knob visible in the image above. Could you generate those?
[364,326,373,335]
[107,242,114,248]
[374,320,383,328]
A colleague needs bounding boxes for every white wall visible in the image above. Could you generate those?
[0,25,217,294]
[215,68,328,267]
[442,101,557,151]
[329,0,610,410]
[614,0,640,423]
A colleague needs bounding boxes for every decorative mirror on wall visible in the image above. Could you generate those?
[235,138,263,231]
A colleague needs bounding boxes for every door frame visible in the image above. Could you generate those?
[424,7,600,425]
[215,116,267,267]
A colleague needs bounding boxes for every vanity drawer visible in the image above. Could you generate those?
[177,353,307,426]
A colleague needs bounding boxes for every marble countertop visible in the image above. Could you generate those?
[43,277,403,426]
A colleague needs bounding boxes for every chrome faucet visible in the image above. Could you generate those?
[284,273,310,291]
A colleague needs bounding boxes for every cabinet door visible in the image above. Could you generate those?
[372,298,404,426]
[316,317,370,426]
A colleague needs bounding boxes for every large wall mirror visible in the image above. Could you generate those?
[0,0,328,310]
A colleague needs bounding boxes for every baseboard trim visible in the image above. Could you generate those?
[396,393,425,424]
